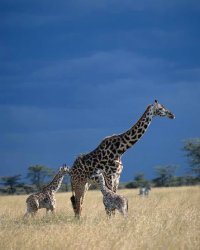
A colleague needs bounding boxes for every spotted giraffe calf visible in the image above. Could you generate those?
[24,165,70,217]
[91,170,128,218]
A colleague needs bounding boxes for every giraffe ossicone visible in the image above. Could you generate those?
[69,100,175,218]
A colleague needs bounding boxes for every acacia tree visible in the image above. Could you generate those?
[125,172,149,188]
[0,175,21,194]
[134,173,149,187]
[153,165,178,187]
[183,138,200,178]
[27,165,53,190]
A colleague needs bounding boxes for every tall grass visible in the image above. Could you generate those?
[0,186,199,250]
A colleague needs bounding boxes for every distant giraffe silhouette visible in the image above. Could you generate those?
[91,170,128,218]
[24,165,70,217]
[69,100,175,218]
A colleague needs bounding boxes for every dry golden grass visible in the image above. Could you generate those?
[0,186,200,250]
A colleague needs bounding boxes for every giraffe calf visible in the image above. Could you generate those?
[24,165,70,217]
[91,170,128,218]
[24,191,55,217]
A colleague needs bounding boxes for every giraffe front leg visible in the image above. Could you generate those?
[74,196,82,219]
[46,206,55,216]
[105,208,112,219]
[50,198,56,215]
[46,208,51,215]
[119,207,128,218]
[112,177,122,218]
[50,206,56,215]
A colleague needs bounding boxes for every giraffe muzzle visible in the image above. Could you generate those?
[168,112,175,119]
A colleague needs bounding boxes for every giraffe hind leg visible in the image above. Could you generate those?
[24,207,38,218]
[24,199,39,218]
[105,208,112,218]
[74,194,83,219]
[71,184,87,219]
[23,211,30,218]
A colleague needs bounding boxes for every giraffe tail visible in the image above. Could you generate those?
[70,179,77,211]
[70,195,76,211]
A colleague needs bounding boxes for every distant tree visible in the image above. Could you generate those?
[134,173,148,187]
[170,175,197,186]
[183,138,200,178]
[125,172,149,189]
[27,165,53,190]
[125,182,137,189]
[59,174,70,192]
[153,165,178,187]
[16,182,36,194]
[0,175,21,194]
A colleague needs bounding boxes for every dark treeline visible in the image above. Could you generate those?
[1,138,200,195]
[125,138,200,189]
[124,166,199,190]
[0,165,70,195]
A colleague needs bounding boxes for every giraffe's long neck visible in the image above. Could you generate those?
[97,174,111,196]
[118,104,154,154]
[44,172,64,193]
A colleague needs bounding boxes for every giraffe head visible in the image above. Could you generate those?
[152,100,175,119]
[59,164,70,175]
[91,169,106,186]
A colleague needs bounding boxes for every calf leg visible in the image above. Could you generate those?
[105,208,112,218]
[24,200,38,218]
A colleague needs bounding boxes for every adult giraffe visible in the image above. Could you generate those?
[69,100,175,218]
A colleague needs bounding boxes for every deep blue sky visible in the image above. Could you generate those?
[1,0,200,182]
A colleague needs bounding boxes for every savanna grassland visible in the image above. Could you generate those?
[0,186,200,250]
